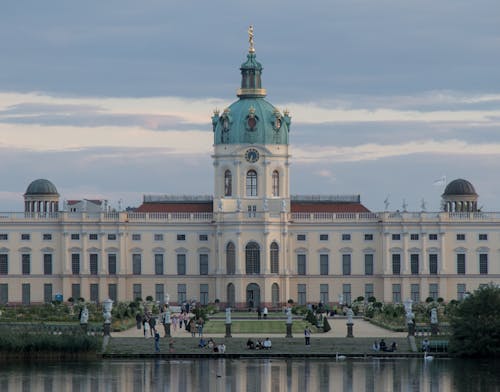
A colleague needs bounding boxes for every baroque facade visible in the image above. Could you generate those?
[0,39,499,308]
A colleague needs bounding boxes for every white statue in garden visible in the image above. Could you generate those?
[346,307,354,324]
[80,306,89,324]
[430,308,438,324]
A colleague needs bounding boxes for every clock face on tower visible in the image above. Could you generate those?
[245,148,260,163]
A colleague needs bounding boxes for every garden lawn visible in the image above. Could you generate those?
[202,320,315,334]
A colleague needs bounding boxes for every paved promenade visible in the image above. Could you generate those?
[113,316,407,339]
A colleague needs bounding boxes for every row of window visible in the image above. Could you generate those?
[224,170,280,197]
[0,233,211,242]
[297,233,374,241]
[390,233,489,241]
[391,253,489,275]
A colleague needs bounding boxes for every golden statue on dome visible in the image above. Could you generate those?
[248,25,255,53]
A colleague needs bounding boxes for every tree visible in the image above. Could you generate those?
[449,284,500,357]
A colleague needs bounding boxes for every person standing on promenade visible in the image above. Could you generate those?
[304,326,312,346]
[154,330,160,353]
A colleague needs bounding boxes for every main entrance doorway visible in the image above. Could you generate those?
[246,283,260,310]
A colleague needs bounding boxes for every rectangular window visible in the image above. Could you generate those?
[428,234,438,241]
[108,284,117,303]
[43,254,52,275]
[479,234,488,241]
[0,254,8,275]
[200,284,209,306]
[0,234,8,241]
[22,283,30,305]
[177,284,187,303]
[71,283,80,301]
[107,234,117,241]
[392,254,401,275]
[108,254,117,275]
[429,254,438,275]
[392,234,401,241]
[342,233,351,241]
[392,284,401,303]
[297,254,306,275]
[71,253,80,275]
[342,254,351,275]
[410,254,419,275]
[364,234,373,241]
[199,254,209,275]
[133,284,142,301]
[410,234,419,241]
[457,253,466,274]
[22,254,31,275]
[320,284,329,305]
[90,253,98,275]
[89,233,98,240]
[342,284,352,305]
[155,284,164,303]
[199,234,208,241]
[319,234,329,241]
[154,234,164,241]
[0,284,7,304]
[429,283,439,301]
[247,205,257,218]
[411,284,420,302]
[132,254,141,275]
[44,283,52,303]
[365,283,374,301]
[457,284,466,300]
[456,234,465,241]
[21,233,30,241]
[132,234,141,241]
[297,234,306,241]
[177,234,186,241]
[90,283,99,303]
[177,254,186,275]
[43,233,52,241]
[479,254,488,274]
[154,254,164,275]
[364,254,374,275]
[297,284,306,306]
[71,233,80,240]
[319,254,329,275]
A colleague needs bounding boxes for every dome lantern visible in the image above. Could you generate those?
[24,179,60,214]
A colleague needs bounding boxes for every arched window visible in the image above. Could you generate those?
[245,242,260,274]
[246,170,257,197]
[224,170,232,197]
[272,170,279,197]
[270,242,279,273]
[271,283,280,307]
[226,242,235,275]
[227,283,235,307]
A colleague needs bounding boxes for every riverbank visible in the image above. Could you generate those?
[102,336,449,359]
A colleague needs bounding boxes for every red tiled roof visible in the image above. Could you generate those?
[136,202,213,213]
[290,202,370,213]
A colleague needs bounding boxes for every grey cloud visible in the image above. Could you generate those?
[0,103,193,130]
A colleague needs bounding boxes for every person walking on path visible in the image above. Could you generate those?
[189,318,196,337]
[263,307,268,319]
[304,326,312,346]
[135,313,142,330]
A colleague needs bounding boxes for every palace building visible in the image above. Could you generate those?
[0,36,499,308]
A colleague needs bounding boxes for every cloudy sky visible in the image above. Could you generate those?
[0,0,499,212]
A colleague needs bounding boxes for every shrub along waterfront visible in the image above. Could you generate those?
[0,325,101,357]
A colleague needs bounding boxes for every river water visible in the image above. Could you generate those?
[0,358,499,392]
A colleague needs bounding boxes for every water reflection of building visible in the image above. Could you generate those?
[0,34,499,308]
[0,359,460,391]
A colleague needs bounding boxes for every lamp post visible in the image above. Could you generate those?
[103,299,113,337]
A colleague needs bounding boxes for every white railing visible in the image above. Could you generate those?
[291,212,380,222]
[0,211,213,223]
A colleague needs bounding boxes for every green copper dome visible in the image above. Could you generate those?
[212,44,291,145]
[25,179,59,195]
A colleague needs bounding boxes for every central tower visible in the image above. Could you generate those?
[211,27,292,309]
